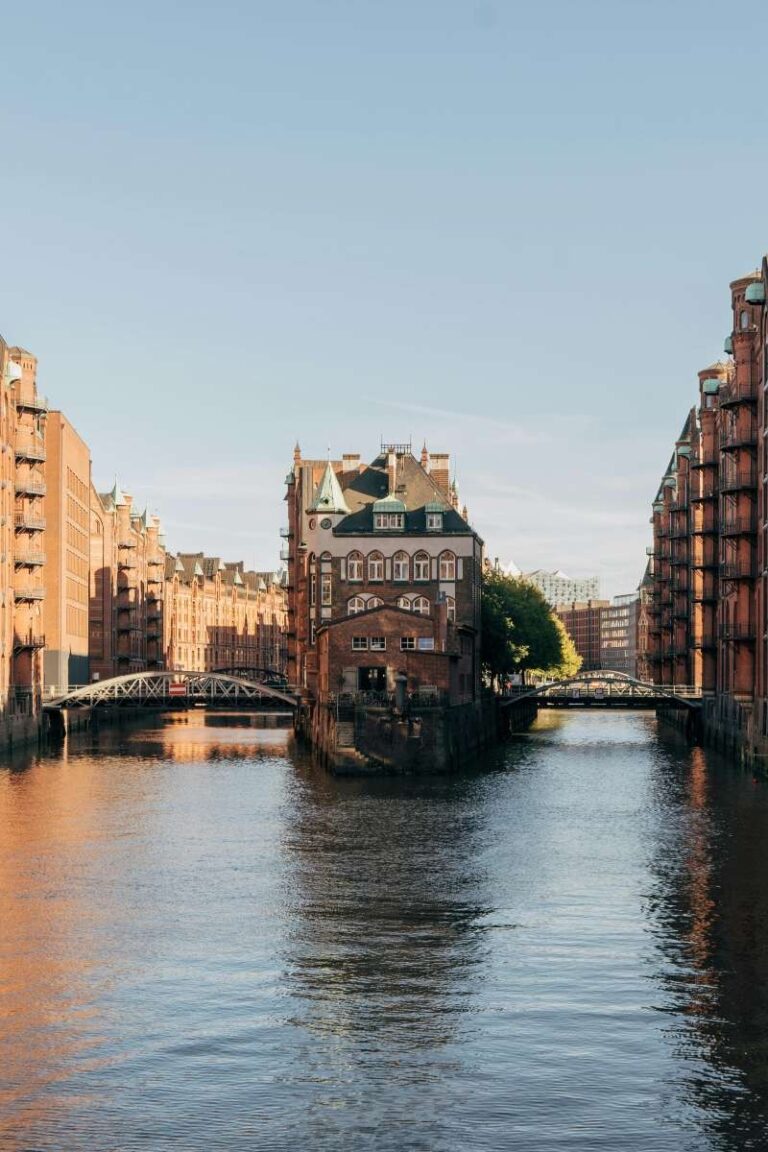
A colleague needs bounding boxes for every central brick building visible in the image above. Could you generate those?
[285,442,483,707]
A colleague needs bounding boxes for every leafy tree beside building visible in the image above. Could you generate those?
[480,569,582,686]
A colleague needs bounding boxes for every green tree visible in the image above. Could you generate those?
[481,569,565,685]
[528,616,582,681]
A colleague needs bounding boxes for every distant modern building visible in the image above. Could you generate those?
[599,594,640,676]
[556,594,640,676]
[521,568,600,607]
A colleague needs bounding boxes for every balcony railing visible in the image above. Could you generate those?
[721,423,758,450]
[720,558,756,579]
[14,479,46,497]
[669,524,690,538]
[14,511,45,532]
[14,550,45,567]
[118,558,138,570]
[13,633,45,652]
[691,632,716,649]
[719,380,758,407]
[690,517,718,535]
[15,393,48,414]
[14,437,46,462]
[722,624,756,641]
[721,466,757,492]
[118,538,138,549]
[720,515,757,536]
[14,586,44,601]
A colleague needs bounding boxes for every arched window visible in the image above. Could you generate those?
[741,309,750,330]
[444,595,456,622]
[348,596,365,615]
[439,551,456,580]
[397,596,411,610]
[414,551,430,581]
[368,596,383,608]
[413,596,430,615]
[368,551,384,581]
[393,551,409,582]
[348,551,363,582]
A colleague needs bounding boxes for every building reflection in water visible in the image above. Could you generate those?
[0,710,292,1148]
[275,758,493,1146]
[645,742,768,1148]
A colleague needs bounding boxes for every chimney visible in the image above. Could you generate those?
[435,595,449,652]
[342,453,361,474]
[420,442,429,469]
[429,453,450,498]
[387,450,397,493]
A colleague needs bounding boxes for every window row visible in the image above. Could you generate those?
[346,550,457,582]
[347,594,455,621]
[351,636,435,652]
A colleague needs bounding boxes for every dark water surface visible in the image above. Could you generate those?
[2,710,768,1150]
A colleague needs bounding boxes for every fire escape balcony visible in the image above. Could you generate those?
[719,380,758,407]
[13,633,45,652]
[14,477,46,497]
[15,393,49,414]
[14,549,45,568]
[721,466,757,492]
[14,511,46,532]
[690,482,718,502]
[720,557,756,580]
[669,524,689,538]
[691,632,716,649]
[118,537,137,549]
[14,585,44,601]
[721,423,758,450]
[721,623,756,642]
[721,515,757,536]
[147,572,163,585]
[118,557,138,570]
[14,437,46,462]
[690,517,718,535]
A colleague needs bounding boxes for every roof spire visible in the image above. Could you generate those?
[293,441,302,465]
[420,441,429,468]
[308,460,351,515]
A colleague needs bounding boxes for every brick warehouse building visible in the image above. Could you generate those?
[285,442,483,708]
[645,257,768,764]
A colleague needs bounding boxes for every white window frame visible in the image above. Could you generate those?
[370,637,386,651]
[439,551,456,580]
[393,551,409,582]
[352,637,368,650]
[426,512,442,531]
[414,551,430,581]
[348,597,365,615]
[348,551,364,582]
[368,551,384,581]
[374,512,404,530]
[417,637,435,651]
[320,572,332,606]
[397,596,411,610]
[445,595,456,623]
[413,596,430,615]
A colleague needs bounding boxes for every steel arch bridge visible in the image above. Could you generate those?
[44,671,298,711]
[501,670,701,710]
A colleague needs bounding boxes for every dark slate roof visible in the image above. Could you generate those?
[333,452,473,537]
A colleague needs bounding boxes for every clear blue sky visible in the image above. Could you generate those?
[1,0,765,596]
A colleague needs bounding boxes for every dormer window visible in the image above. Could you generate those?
[424,501,445,531]
[374,511,404,530]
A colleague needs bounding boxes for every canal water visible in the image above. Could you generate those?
[2,710,768,1150]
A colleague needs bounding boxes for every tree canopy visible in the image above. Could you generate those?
[480,569,582,684]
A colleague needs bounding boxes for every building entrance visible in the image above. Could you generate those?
[358,666,386,692]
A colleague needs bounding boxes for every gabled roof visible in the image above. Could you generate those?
[309,461,350,514]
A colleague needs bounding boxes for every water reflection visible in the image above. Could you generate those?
[5,710,768,1148]
[645,740,768,1147]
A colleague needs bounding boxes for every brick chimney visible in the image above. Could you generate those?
[342,453,361,474]
[387,450,397,493]
[429,453,450,498]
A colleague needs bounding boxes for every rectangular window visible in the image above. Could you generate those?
[370,637,386,650]
[374,512,404,530]
[321,573,332,606]
[426,512,442,530]
[352,637,368,650]
[400,636,416,650]
[310,621,316,646]
[417,637,435,651]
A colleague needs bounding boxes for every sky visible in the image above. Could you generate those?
[1,0,766,597]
